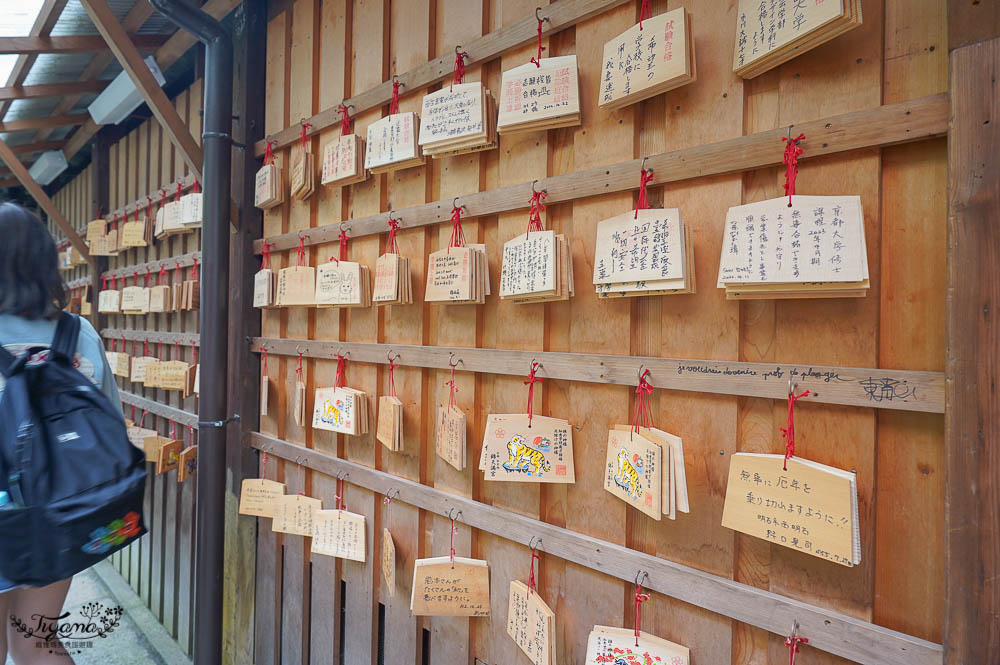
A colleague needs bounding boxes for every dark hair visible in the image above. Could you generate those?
[0,202,67,319]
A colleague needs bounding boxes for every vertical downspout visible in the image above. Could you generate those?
[147,1,231,663]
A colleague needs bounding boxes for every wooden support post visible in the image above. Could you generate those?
[222,1,266,663]
[0,135,91,264]
[79,0,203,178]
[944,35,1000,665]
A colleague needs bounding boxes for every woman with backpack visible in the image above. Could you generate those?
[0,202,140,664]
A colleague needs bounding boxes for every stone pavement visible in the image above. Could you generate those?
[5,561,190,665]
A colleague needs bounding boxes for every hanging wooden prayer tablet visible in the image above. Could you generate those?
[254,163,283,209]
[126,425,159,453]
[507,581,556,665]
[130,356,158,384]
[372,253,413,305]
[599,7,696,110]
[98,288,120,314]
[315,260,371,308]
[410,556,490,617]
[158,360,190,392]
[498,55,581,134]
[260,374,269,416]
[178,446,198,482]
[239,478,286,517]
[364,112,425,173]
[382,528,396,595]
[276,266,316,307]
[604,427,662,520]
[321,133,366,186]
[585,626,690,665]
[143,359,162,388]
[121,216,149,247]
[716,195,869,299]
[500,231,574,303]
[424,246,487,304]
[86,219,107,243]
[376,395,403,451]
[722,453,861,567]
[142,436,171,460]
[180,190,203,228]
[272,494,322,536]
[479,414,575,483]
[614,425,690,519]
[733,0,862,79]
[593,209,695,297]
[161,201,189,236]
[311,509,367,562]
[253,268,276,308]
[312,386,370,436]
[156,439,182,475]
[149,285,171,312]
[294,380,307,427]
[418,82,498,158]
[435,406,466,471]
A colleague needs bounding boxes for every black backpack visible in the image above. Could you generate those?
[0,312,146,586]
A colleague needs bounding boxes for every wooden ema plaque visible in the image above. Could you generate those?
[178,445,198,482]
[435,406,466,471]
[372,253,413,305]
[733,0,862,78]
[315,260,371,308]
[272,494,322,536]
[376,395,403,451]
[722,453,860,567]
[585,626,690,665]
[86,219,107,242]
[382,528,396,595]
[613,425,690,519]
[498,55,581,134]
[311,509,366,562]
[321,133,366,186]
[253,268,275,308]
[593,209,694,297]
[479,414,575,483]
[276,266,316,306]
[410,556,490,617]
[507,581,556,665]
[156,439,182,475]
[604,428,662,520]
[254,162,284,209]
[239,479,286,518]
[599,8,696,110]
[126,425,158,454]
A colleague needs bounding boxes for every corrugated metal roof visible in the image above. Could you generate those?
[21,53,95,85]
[50,0,174,36]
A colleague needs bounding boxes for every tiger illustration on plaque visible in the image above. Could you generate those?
[503,435,552,476]
[613,448,644,499]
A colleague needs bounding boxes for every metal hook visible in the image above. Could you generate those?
[635,570,649,587]
[448,353,463,368]
[387,350,401,363]
[392,75,404,87]
[335,470,348,481]
[530,359,544,371]
[388,210,400,224]
[638,365,648,379]
[788,377,797,397]
[455,45,464,55]
[452,196,466,211]
[385,488,400,501]
[535,7,549,22]
[447,508,463,521]
[530,179,547,196]
[640,157,649,173]
[528,536,543,551]
[295,345,307,355]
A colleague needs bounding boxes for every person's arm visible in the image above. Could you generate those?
[78,318,124,418]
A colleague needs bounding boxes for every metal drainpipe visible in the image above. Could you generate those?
[147,1,231,663]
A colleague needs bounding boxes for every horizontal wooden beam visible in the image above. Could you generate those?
[0,113,88,132]
[251,337,944,413]
[0,34,167,55]
[120,390,198,428]
[8,139,67,155]
[255,93,948,253]
[0,135,91,263]
[103,328,200,347]
[0,81,106,101]
[101,249,201,280]
[253,0,631,156]
[249,432,943,665]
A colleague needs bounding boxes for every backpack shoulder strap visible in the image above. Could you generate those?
[51,312,81,361]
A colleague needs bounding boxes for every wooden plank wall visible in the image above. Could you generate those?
[50,79,205,660]
[51,164,95,297]
[250,0,948,664]
[248,0,947,665]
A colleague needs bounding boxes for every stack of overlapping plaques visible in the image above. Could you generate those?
[498,55,581,134]
[365,112,425,173]
[418,82,497,158]
[593,208,695,298]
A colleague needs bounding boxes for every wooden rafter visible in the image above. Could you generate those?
[34,0,155,145]
[9,140,67,156]
[0,0,69,120]
[0,136,90,263]
[79,0,202,177]
[63,0,242,161]
[0,34,168,55]
[0,178,19,188]
[0,81,106,102]
[0,113,88,132]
